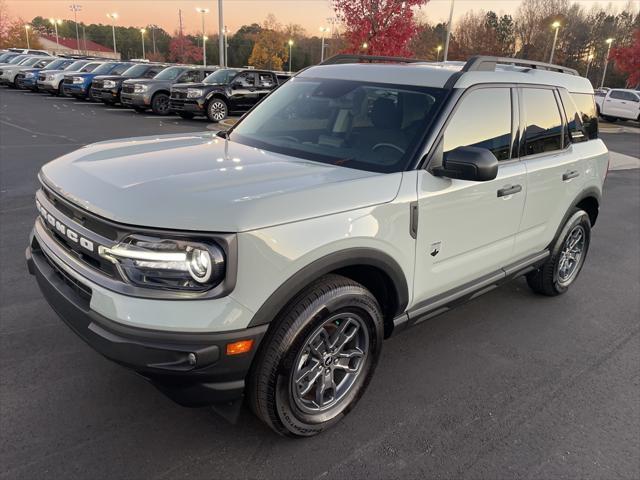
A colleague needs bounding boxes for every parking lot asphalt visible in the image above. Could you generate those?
[1,88,639,480]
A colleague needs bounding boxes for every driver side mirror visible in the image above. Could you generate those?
[433,146,498,182]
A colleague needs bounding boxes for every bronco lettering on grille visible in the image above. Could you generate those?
[36,199,95,253]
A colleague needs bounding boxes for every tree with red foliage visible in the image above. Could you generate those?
[168,35,203,64]
[332,0,429,57]
[610,29,640,88]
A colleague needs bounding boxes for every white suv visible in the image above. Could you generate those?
[26,55,608,437]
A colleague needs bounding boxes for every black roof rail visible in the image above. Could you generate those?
[320,54,425,65]
[463,56,578,76]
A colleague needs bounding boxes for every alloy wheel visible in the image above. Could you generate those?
[208,100,227,121]
[556,225,586,286]
[290,312,369,414]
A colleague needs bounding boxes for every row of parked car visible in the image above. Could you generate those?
[0,49,291,122]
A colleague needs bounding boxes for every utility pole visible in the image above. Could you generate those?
[218,0,225,67]
[24,25,30,49]
[82,25,87,54]
[443,0,455,62]
[69,4,82,54]
[107,13,118,55]
[196,8,209,66]
[549,21,561,64]
[151,25,157,55]
[319,26,329,63]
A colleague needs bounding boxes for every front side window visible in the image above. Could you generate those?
[235,72,256,87]
[609,90,625,100]
[443,88,512,161]
[204,69,240,84]
[178,70,201,83]
[231,77,446,173]
[521,88,563,156]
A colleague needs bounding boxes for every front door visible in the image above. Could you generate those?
[413,86,527,304]
[229,72,258,110]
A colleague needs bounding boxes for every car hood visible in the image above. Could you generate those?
[40,132,401,232]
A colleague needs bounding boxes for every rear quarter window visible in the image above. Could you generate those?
[570,93,598,140]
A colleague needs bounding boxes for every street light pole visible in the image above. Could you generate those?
[443,0,455,62]
[69,4,82,54]
[196,8,209,67]
[585,53,594,78]
[549,21,561,64]
[288,39,293,72]
[436,45,442,62]
[107,13,118,55]
[140,28,146,59]
[217,0,225,68]
[49,19,61,47]
[319,26,329,63]
[224,26,229,66]
[24,25,30,49]
[600,38,614,89]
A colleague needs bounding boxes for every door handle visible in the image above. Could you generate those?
[497,184,522,197]
[562,170,580,181]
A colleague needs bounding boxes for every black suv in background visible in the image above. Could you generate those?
[169,68,280,121]
[120,65,217,115]
[90,63,169,105]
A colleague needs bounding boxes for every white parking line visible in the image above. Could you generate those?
[73,102,92,105]
[44,96,73,100]
[105,108,130,112]
[144,116,180,119]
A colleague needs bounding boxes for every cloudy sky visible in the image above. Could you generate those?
[9,0,637,36]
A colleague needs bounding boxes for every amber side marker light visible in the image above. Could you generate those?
[226,339,254,355]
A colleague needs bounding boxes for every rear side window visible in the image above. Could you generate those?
[521,88,563,156]
[443,88,512,161]
[570,92,598,140]
[258,73,275,87]
[558,89,587,143]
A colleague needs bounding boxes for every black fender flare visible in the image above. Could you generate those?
[247,247,409,328]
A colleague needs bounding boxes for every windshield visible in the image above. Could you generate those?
[92,63,117,75]
[231,77,447,173]
[204,69,240,84]
[121,64,151,77]
[153,66,185,80]
[9,56,28,64]
[42,59,69,70]
[80,62,101,73]
[19,57,44,67]
[65,60,88,71]
[0,53,18,62]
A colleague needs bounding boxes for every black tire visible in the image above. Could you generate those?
[56,82,64,96]
[247,274,384,437]
[206,98,228,122]
[178,112,195,120]
[604,115,618,123]
[150,92,170,115]
[526,209,591,296]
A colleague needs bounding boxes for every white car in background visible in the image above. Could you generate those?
[595,88,640,122]
[0,56,52,87]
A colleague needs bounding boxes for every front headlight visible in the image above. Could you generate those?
[99,235,225,291]
[187,88,204,99]
[133,84,148,93]
[72,76,84,84]
[103,79,117,88]
[46,74,55,81]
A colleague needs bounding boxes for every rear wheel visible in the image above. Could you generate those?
[247,274,384,437]
[206,98,228,122]
[526,209,591,296]
[150,92,170,115]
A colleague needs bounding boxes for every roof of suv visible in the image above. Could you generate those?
[302,55,593,94]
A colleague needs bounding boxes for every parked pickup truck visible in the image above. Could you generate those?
[595,88,640,122]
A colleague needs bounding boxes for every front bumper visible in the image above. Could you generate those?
[37,80,59,93]
[90,87,120,102]
[169,98,205,113]
[63,83,88,96]
[121,92,150,107]
[26,233,268,406]
[16,76,37,89]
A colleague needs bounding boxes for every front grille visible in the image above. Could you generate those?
[33,236,92,305]
[122,84,135,94]
[38,74,46,82]
[172,90,187,99]
[63,76,73,84]
[92,79,103,89]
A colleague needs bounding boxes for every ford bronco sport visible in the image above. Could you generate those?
[26,55,608,437]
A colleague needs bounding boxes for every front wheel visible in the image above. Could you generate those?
[526,209,591,296]
[206,98,228,122]
[247,274,384,437]
[150,92,170,115]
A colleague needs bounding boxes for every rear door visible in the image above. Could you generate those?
[256,72,277,101]
[514,87,584,258]
[413,85,527,303]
